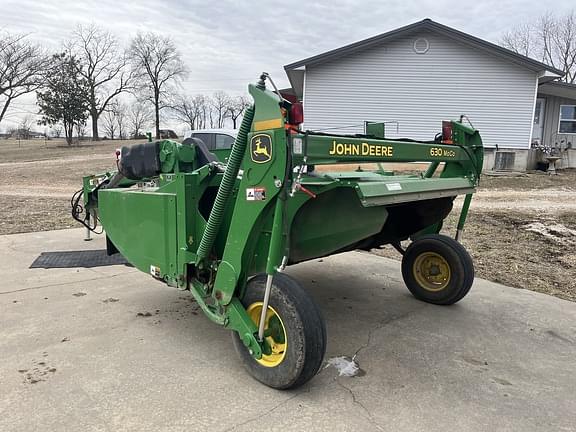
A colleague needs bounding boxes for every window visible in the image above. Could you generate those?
[190,133,215,150]
[215,134,235,150]
[559,105,576,134]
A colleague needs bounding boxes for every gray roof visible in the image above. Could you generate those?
[284,19,564,96]
[538,81,576,100]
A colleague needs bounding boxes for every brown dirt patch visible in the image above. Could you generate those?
[480,169,576,191]
[0,195,75,235]
[0,138,140,163]
[0,138,134,234]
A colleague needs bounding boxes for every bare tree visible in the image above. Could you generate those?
[66,24,133,140]
[101,110,117,139]
[198,100,208,129]
[170,94,207,130]
[501,11,576,83]
[501,22,534,57]
[128,32,187,138]
[51,125,62,138]
[113,102,128,140]
[210,91,231,128]
[0,31,48,127]
[227,95,251,129]
[76,121,87,141]
[17,114,35,139]
[129,101,151,138]
[208,107,215,128]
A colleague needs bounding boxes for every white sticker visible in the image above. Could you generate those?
[89,176,106,187]
[386,182,402,191]
[150,265,161,278]
[246,187,266,201]
[293,137,303,154]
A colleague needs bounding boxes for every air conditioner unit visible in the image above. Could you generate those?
[494,151,515,171]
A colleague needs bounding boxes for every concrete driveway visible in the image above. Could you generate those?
[1,229,575,432]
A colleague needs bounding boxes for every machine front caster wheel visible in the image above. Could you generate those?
[401,234,474,305]
[232,273,326,389]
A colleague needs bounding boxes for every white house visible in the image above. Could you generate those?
[535,81,576,169]
[284,19,576,171]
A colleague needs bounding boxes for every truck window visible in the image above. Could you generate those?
[215,134,236,150]
[191,133,215,150]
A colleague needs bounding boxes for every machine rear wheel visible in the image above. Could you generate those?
[232,273,326,389]
[401,234,474,305]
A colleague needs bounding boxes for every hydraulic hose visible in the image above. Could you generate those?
[196,104,255,264]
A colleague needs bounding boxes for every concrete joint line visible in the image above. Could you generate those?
[353,304,428,360]
[221,389,310,432]
[334,378,384,431]
[0,272,136,295]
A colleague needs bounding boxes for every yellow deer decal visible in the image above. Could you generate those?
[253,137,270,159]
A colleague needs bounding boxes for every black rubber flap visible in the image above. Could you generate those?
[30,250,130,269]
[119,141,160,180]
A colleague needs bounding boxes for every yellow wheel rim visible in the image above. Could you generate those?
[246,302,287,368]
[413,252,451,292]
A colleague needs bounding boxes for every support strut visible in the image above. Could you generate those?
[258,194,285,341]
[456,193,473,241]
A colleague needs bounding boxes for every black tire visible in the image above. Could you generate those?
[401,234,474,305]
[232,273,326,389]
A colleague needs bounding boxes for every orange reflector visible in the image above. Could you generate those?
[442,121,453,144]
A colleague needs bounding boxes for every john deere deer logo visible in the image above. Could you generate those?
[250,134,272,163]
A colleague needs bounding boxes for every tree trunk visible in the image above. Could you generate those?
[0,96,12,125]
[89,87,100,140]
[64,121,73,146]
[91,110,100,141]
[154,90,161,139]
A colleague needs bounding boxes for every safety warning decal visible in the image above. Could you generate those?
[246,187,266,201]
[150,265,161,278]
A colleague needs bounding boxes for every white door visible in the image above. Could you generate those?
[532,98,545,144]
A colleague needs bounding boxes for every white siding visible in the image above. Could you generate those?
[303,31,538,149]
[540,94,576,146]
